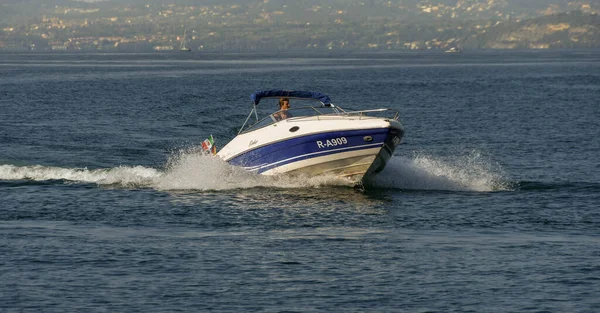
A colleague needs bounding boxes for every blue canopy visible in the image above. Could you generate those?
[250,90,331,105]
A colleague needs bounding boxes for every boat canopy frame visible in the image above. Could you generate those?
[239,90,336,134]
[237,90,400,134]
[250,90,332,106]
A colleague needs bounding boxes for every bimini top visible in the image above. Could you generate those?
[250,90,331,106]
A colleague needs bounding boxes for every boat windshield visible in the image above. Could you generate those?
[240,105,344,134]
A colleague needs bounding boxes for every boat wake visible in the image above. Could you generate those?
[0,148,511,192]
[155,147,353,190]
[370,150,512,192]
[0,163,160,188]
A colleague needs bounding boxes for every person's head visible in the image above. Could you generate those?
[279,98,290,110]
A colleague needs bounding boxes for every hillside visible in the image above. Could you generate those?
[0,0,599,51]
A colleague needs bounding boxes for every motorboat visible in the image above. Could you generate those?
[444,47,461,53]
[216,90,404,186]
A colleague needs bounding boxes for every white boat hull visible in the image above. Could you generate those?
[217,115,403,184]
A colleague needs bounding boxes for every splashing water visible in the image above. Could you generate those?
[371,150,512,192]
[155,147,353,190]
[0,148,352,191]
[0,148,511,192]
[0,164,160,187]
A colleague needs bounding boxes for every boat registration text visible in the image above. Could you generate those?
[316,137,348,148]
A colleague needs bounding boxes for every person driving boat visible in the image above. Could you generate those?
[273,97,292,121]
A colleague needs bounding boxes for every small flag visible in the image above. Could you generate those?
[201,135,216,155]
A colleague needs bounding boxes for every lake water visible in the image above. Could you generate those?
[1,51,599,312]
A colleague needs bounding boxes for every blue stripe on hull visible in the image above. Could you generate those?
[228,128,393,174]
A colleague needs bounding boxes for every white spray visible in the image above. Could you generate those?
[0,148,511,192]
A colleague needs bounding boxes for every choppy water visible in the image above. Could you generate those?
[1,51,599,312]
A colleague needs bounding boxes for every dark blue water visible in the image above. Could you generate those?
[1,51,599,312]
